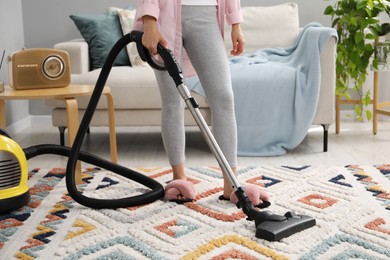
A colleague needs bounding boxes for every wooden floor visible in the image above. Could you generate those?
[10,120,390,170]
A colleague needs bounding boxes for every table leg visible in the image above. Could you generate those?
[0,100,5,129]
[373,71,378,135]
[335,96,340,134]
[64,98,82,184]
[104,92,117,163]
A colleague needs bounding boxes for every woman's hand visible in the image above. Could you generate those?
[142,15,168,55]
[230,23,245,56]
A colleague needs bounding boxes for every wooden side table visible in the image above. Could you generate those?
[335,71,390,134]
[336,39,390,134]
[0,84,117,183]
[373,70,390,134]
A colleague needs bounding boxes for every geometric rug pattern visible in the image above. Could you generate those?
[1,164,389,259]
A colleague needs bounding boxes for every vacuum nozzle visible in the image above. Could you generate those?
[234,187,316,241]
[254,211,316,241]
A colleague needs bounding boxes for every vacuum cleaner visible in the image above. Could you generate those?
[0,129,30,213]
[0,30,315,241]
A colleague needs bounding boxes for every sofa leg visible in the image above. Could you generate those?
[58,127,67,146]
[58,127,90,146]
[321,124,329,152]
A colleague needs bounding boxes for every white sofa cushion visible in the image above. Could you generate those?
[225,3,299,53]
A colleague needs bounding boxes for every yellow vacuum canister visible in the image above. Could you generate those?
[0,133,30,213]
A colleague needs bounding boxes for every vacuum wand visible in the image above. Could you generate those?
[177,83,242,189]
[131,30,316,241]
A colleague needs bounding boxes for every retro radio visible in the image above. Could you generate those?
[8,48,71,90]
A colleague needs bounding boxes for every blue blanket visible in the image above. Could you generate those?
[186,23,337,156]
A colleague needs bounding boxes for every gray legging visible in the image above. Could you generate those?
[154,5,237,168]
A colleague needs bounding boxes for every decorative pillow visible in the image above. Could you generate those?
[225,3,300,53]
[107,7,146,66]
[70,13,131,70]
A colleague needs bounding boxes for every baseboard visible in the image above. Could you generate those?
[5,115,52,135]
[30,115,52,126]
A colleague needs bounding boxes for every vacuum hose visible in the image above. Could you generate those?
[25,144,164,208]
[24,31,167,209]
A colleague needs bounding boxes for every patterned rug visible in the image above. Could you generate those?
[1,164,390,259]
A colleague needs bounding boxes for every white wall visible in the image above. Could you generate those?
[0,0,29,129]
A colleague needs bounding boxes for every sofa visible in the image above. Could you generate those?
[48,3,337,153]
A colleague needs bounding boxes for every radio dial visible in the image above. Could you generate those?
[42,55,65,79]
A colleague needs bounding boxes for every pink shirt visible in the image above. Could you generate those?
[134,0,243,76]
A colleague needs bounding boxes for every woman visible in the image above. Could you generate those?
[134,0,269,207]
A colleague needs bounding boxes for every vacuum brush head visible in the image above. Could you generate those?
[233,188,316,241]
[255,211,316,241]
